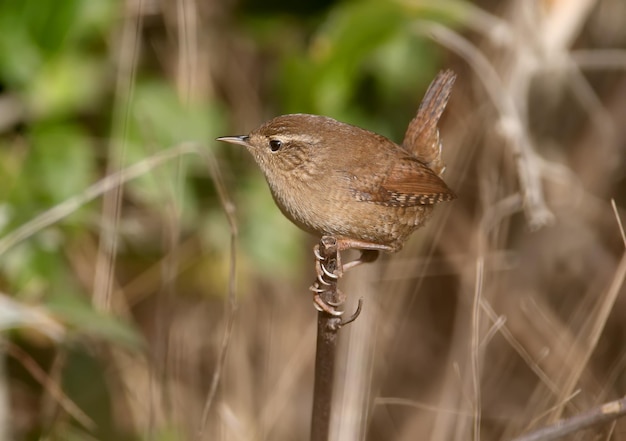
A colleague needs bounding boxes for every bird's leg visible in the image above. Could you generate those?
[310,237,393,315]
[342,249,380,271]
[310,237,345,316]
[314,238,391,281]
[335,238,394,272]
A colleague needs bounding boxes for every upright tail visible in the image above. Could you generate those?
[402,70,456,176]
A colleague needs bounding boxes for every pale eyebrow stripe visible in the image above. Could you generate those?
[273,133,321,145]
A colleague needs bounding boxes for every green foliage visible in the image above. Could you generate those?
[123,80,225,226]
[274,0,459,139]
[27,53,107,119]
[0,0,143,415]
[2,239,74,301]
[278,1,408,115]
[47,292,143,348]
[0,0,113,114]
[27,123,96,205]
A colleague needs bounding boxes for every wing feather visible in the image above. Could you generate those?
[351,157,456,207]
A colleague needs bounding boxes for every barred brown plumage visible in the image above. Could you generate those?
[217,70,456,254]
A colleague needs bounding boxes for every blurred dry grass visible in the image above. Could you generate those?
[2,0,626,440]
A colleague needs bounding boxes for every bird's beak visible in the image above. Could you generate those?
[216,135,250,146]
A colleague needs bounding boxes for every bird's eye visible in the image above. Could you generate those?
[269,139,282,152]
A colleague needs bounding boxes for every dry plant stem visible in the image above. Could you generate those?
[511,396,626,441]
[175,0,200,101]
[480,300,559,395]
[93,0,144,312]
[311,237,343,441]
[612,199,626,247]
[197,148,239,439]
[572,49,626,70]
[5,342,94,430]
[549,206,626,422]
[0,144,200,257]
[0,139,236,438]
[470,258,484,441]
[415,20,555,229]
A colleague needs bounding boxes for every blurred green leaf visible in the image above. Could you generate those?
[0,21,42,86]
[1,239,72,301]
[21,0,82,54]
[0,0,115,88]
[47,292,143,349]
[313,1,406,66]
[129,81,221,146]
[26,123,95,204]
[61,349,125,440]
[274,0,466,143]
[123,80,225,226]
[26,53,107,119]
[369,33,439,100]
[301,1,406,114]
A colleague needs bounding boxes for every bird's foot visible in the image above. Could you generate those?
[314,243,343,285]
[309,282,345,316]
[310,236,386,317]
[310,237,344,315]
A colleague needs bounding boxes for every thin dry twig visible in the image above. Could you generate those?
[176,0,199,102]
[154,0,199,434]
[414,21,555,230]
[0,144,200,257]
[471,258,484,441]
[611,199,626,248]
[93,0,144,312]
[480,300,560,396]
[476,192,562,395]
[375,397,475,418]
[5,342,95,430]
[550,212,626,421]
[562,58,616,153]
[571,49,626,70]
[526,390,582,431]
[402,0,515,47]
[512,395,626,441]
[197,147,238,439]
[479,314,506,351]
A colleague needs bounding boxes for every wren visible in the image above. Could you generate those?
[217,70,456,263]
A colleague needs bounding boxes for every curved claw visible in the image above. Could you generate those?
[340,298,363,327]
[309,283,325,293]
[313,246,325,261]
[313,294,344,316]
[317,273,332,286]
[321,262,339,280]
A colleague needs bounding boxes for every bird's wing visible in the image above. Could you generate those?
[351,156,456,207]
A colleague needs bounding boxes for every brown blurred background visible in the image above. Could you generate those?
[0,0,625,440]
